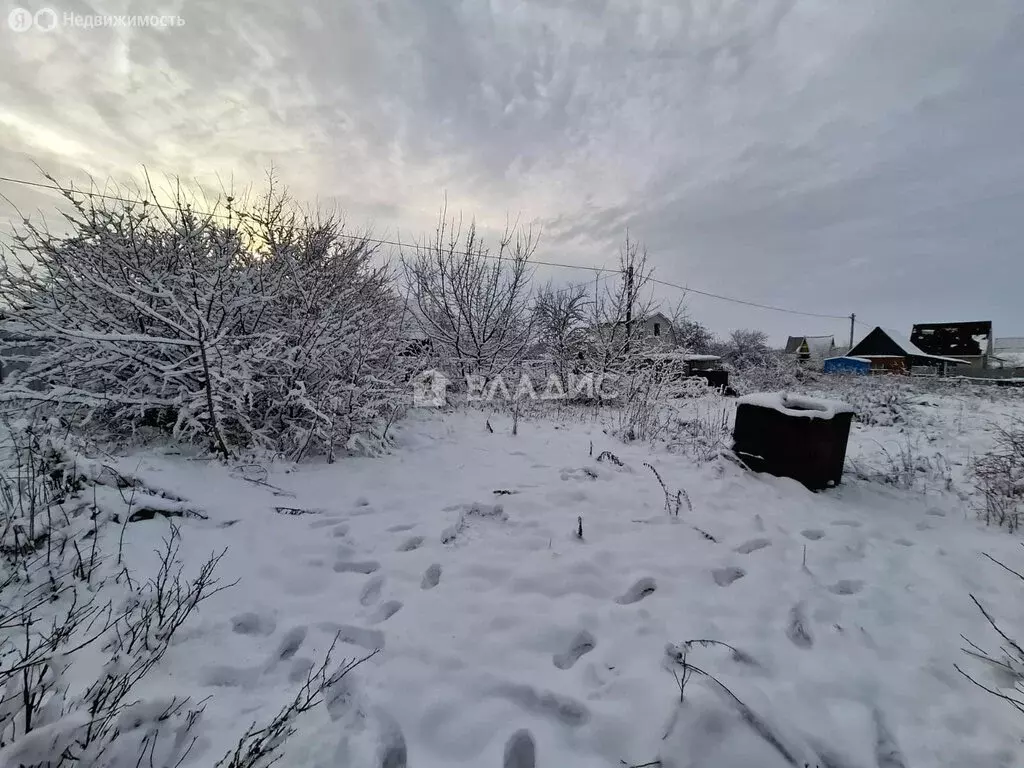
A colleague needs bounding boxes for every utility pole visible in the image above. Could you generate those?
[849,313,856,352]
[624,262,634,353]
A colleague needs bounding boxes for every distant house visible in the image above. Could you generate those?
[993,337,1024,369]
[785,335,836,362]
[846,327,966,374]
[637,312,675,344]
[593,311,676,346]
[910,321,994,368]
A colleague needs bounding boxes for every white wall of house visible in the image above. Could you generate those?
[638,312,674,345]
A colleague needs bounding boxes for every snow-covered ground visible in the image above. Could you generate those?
[84,383,1024,767]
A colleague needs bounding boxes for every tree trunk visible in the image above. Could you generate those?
[197,323,230,459]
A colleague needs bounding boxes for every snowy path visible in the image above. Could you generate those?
[123,410,1023,767]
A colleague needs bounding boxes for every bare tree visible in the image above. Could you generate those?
[532,281,589,385]
[584,233,657,380]
[401,206,537,382]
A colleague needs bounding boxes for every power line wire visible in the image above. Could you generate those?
[650,276,848,320]
[0,174,611,299]
[0,173,851,320]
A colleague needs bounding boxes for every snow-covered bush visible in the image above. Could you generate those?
[0,176,407,460]
[672,317,717,355]
[0,417,86,558]
[842,378,914,428]
[0,418,222,766]
[241,187,409,459]
[972,421,1024,532]
[809,375,915,428]
[729,354,800,395]
[719,328,773,369]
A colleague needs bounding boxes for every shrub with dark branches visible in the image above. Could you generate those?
[956,547,1024,716]
[972,420,1024,532]
[216,642,379,768]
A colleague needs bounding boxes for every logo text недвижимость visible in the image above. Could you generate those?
[8,7,186,32]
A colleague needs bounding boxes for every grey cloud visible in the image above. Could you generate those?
[1,0,1021,341]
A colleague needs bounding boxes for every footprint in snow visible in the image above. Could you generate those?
[894,538,914,547]
[320,622,386,651]
[873,708,909,768]
[231,611,277,637]
[440,523,463,545]
[496,683,591,727]
[553,630,597,670]
[828,579,864,596]
[734,537,771,554]
[274,626,307,662]
[360,574,385,606]
[832,520,862,528]
[786,602,814,649]
[378,711,408,768]
[421,563,442,590]
[397,535,425,552]
[325,671,359,722]
[388,523,416,533]
[801,529,825,540]
[201,664,260,689]
[712,566,745,587]
[503,730,536,768]
[371,600,403,624]
[560,467,599,482]
[616,577,657,604]
[309,516,346,530]
[334,560,381,574]
[288,657,315,683]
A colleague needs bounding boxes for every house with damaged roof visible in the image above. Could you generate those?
[910,321,994,369]
[846,327,966,374]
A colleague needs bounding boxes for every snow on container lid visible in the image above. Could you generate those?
[736,392,855,419]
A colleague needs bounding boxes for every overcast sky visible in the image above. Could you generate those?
[2,0,1022,344]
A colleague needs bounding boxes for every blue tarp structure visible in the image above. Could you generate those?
[823,356,871,374]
